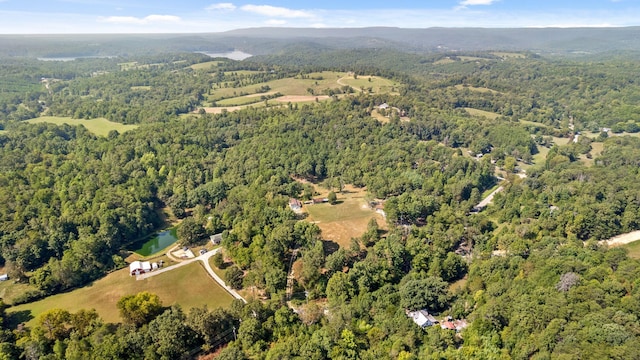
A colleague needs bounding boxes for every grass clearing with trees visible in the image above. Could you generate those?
[304,186,386,248]
[622,240,640,259]
[7,262,234,326]
[25,116,138,136]
[464,107,501,120]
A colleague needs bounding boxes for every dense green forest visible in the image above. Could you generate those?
[1,46,640,360]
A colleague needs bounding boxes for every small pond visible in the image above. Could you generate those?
[129,226,178,256]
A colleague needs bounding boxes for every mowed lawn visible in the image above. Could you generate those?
[26,116,138,137]
[8,262,234,326]
[304,186,386,248]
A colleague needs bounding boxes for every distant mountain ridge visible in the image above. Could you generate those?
[220,26,640,53]
[1,27,640,57]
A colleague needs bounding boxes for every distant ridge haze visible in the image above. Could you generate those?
[1,27,640,57]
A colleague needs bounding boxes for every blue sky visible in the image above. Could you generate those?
[0,1,639,33]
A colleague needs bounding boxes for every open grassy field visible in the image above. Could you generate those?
[464,107,501,120]
[303,185,386,248]
[455,84,501,94]
[190,61,224,70]
[623,240,640,259]
[491,52,526,59]
[7,262,234,326]
[579,141,604,166]
[0,280,37,306]
[203,71,397,113]
[208,71,345,101]
[519,119,550,128]
[214,94,266,106]
[434,58,456,65]
[371,109,390,123]
[337,75,399,94]
[26,116,138,136]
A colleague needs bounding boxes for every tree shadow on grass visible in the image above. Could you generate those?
[6,310,33,329]
[322,240,340,256]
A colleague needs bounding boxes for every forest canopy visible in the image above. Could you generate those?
[0,46,640,359]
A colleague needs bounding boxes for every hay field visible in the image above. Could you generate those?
[8,262,234,326]
[26,116,138,136]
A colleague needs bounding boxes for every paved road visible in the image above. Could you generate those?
[136,248,246,303]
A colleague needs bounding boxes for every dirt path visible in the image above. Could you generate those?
[473,186,504,212]
[600,230,640,247]
[165,245,182,262]
[136,248,246,303]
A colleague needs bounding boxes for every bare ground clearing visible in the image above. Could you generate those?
[600,230,640,247]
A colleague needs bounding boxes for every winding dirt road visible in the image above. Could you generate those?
[600,230,640,247]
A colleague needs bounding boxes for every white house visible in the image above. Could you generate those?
[0,274,8,281]
[407,310,438,328]
[210,233,223,245]
[129,261,152,276]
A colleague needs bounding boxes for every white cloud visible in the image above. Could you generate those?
[265,19,287,25]
[99,14,181,24]
[459,0,498,5]
[206,3,236,11]
[241,4,314,18]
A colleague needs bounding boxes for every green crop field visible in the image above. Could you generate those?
[26,116,138,136]
[7,262,234,326]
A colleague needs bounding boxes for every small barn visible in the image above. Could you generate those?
[129,261,152,276]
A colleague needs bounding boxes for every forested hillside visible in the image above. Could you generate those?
[0,47,639,359]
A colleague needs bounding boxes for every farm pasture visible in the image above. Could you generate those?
[25,116,138,136]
